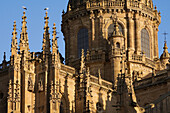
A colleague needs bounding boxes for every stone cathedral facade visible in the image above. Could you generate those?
[0,0,170,113]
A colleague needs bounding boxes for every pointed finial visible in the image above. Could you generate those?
[53,23,56,34]
[3,52,6,62]
[163,41,168,52]
[44,11,49,28]
[62,10,65,15]
[42,10,50,57]
[13,21,16,30]
[154,5,157,10]
[22,11,27,22]
[113,18,122,36]
[19,10,29,53]
[12,21,17,38]
[52,23,59,53]
[11,21,18,56]
[111,13,122,36]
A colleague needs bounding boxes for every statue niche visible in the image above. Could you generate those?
[28,75,34,92]
[38,78,44,92]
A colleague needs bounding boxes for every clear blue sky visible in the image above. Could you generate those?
[0,0,169,63]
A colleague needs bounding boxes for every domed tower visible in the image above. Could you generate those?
[62,0,161,80]
[160,41,170,68]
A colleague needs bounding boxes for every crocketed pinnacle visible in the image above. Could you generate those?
[11,21,18,56]
[52,23,60,63]
[80,49,86,74]
[52,23,58,53]
[163,41,168,52]
[42,11,51,55]
[160,41,170,59]
[19,11,29,53]
[112,18,122,36]
[44,11,49,29]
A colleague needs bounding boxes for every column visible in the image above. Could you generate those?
[128,12,135,51]
[155,27,159,58]
[90,11,95,48]
[135,12,141,54]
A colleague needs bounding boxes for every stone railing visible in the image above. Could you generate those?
[102,80,113,89]
[131,54,143,62]
[129,1,140,8]
[129,54,144,64]
[90,76,99,84]
[86,1,125,10]
[61,64,75,74]
[86,50,105,62]
[90,75,112,89]
[141,4,153,14]
[86,54,103,61]
[145,58,155,67]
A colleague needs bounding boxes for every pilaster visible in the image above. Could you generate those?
[135,12,141,55]
[128,12,135,52]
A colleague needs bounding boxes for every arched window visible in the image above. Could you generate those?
[77,28,89,58]
[116,42,120,48]
[108,23,124,37]
[141,29,150,58]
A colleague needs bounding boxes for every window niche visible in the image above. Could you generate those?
[38,78,44,92]
[28,75,34,92]
[77,28,89,58]
[116,42,120,48]
[141,28,150,58]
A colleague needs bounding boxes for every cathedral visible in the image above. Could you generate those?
[0,0,170,113]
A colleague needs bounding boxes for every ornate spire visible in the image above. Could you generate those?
[19,11,29,53]
[160,37,170,65]
[52,23,58,53]
[162,32,169,54]
[42,11,51,56]
[3,52,6,62]
[11,21,18,56]
[52,23,60,63]
[44,11,49,28]
[112,17,122,36]
[163,41,168,53]
[80,49,86,74]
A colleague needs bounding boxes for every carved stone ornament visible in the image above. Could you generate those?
[28,75,34,92]
[38,78,43,92]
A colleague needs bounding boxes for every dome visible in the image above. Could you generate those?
[160,42,170,59]
[68,0,87,10]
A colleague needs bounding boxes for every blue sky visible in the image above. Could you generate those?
[0,0,169,63]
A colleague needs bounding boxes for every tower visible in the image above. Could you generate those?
[62,0,161,82]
